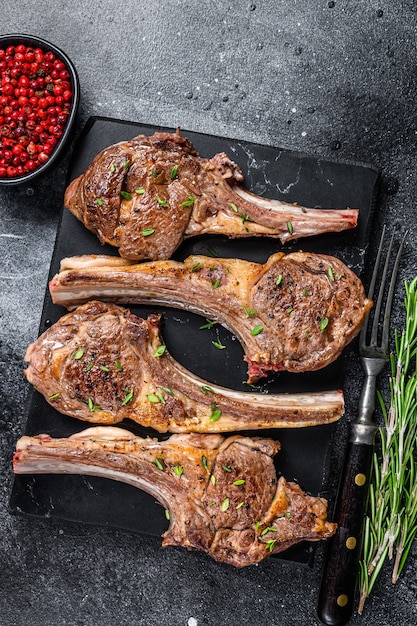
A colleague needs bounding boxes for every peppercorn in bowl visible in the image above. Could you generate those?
[0,34,80,186]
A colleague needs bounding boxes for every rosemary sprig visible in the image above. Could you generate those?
[358,277,417,614]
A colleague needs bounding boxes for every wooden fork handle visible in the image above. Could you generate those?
[317,440,374,626]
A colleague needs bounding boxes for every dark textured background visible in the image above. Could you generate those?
[1,2,416,625]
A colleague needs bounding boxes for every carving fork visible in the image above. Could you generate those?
[317,226,407,625]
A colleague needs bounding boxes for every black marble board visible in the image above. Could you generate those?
[9,116,379,565]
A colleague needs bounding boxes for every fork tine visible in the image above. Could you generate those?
[360,227,407,351]
[381,230,408,349]
[369,231,396,348]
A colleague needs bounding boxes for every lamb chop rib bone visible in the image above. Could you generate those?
[24,301,344,433]
[50,250,372,383]
[64,130,359,261]
[13,427,337,567]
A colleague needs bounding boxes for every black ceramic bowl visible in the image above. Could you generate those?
[0,33,80,186]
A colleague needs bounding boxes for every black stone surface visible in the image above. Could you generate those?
[1,3,416,625]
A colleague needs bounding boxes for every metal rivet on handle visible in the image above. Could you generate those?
[337,594,349,607]
[346,536,357,550]
[355,473,366,486]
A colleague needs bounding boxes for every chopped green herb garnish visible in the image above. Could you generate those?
[302,289,307,296]
[123,160,130,170]
[210,474,216,485]
[172,465,183,478]
[191,263,201,272]
[201,455,209,473]
[200,319,217,330]
[286,306,293,314]
[85,362,94,372]
[261,526,278,536]
[156,196,168,207]
[100,365,110,372]
[301,206,307,213]
[255,521,261,533]
[337,273,344,281]
[110,163,115,173]
[276,273,283,286]
[49,392,61,401]
[236,501,245,510]
[320,317,329,333]
[155,458,164,471]
[201,385,215,394]
[304,331,310,340]
[96,198,103,206]
[207,245,218,257]
[156,391,166,404]
[88,398,100,411]
[73,349,84,360]
[151,169,159,178]
[142,228,155,236]
[250,325,263,336]
[212,279,221,289]
[114,360,123,371]
[153,345,166,357]
[265,539,276,552]
[328,266,335,281]
[222,464,232,472]
[161,386,175,396]
[285,511,292,519]
[146,394,160,403]
[122,389,134,405]
[165,509,170,520]
[121,191,132,200]
[221,498,230,512]
[233,479,245,486]
[135,187,145,195]
[231,203,238,212]
[243,307,257,317]
[210,408,222,422]
[181,195,195,207]
[170,166,178,179]
[212,339,226,350]
[287,221,293,235]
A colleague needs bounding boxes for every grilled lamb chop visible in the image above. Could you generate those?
[24,301,344,432]
[50,251,372,382]
[64,130,359,260]
[13,426,337,567]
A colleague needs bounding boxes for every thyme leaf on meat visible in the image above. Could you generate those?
[120,191,132,200]
[48,392,61,400]
[142,228,155,236]
[276,274,283,286]
[153,345,166,357]
[95,198,103,206]
[358,277,417,614]
[156,196,168,207]
[243,306,257,317]
[172,465,183,478]
[181,195,195,207]
[154,458,164,471]
[121,389,134,405]
[287,221,293,235]
[320,317,329,333]
[73,349,84,359]
[212,339,226,350]
[170,166,178,179]
[250,325,263,336]
[221,498,230,512]
[135,188,145,195]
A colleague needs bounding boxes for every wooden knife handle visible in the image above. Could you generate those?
[317,441,374,626]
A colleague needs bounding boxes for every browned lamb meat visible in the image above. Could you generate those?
[24,301,344,432]
[64,130,359,260]
[49,251,372,382]
[13,427,337,567]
